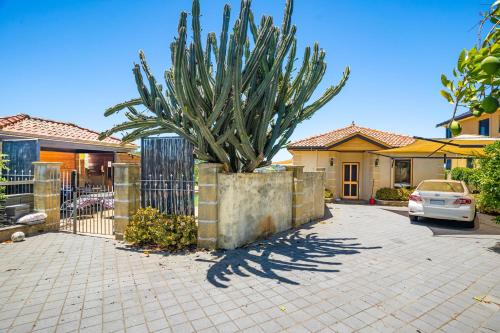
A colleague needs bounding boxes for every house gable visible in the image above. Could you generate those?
[327,134,389,151]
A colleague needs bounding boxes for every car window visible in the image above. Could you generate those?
[417,181,464,193]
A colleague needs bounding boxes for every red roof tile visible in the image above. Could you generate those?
[288,124,415,149]
[0,114,134,148]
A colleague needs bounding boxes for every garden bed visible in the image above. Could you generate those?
[375,199,408,207]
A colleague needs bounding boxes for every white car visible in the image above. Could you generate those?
[408,180,475,223]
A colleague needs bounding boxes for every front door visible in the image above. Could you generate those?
[343,162,359,199]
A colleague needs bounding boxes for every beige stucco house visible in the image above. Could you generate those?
[287,123,444,201]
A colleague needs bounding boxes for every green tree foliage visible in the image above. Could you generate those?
[450,167,480,189]
[475,141,500,215]
[440,1,499,136]
[100,0,349,172]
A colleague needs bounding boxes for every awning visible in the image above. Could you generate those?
[372,135,499,158]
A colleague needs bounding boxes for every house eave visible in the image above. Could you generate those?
[0,131,136,153]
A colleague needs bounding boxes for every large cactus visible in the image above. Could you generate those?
[100,0,349,172]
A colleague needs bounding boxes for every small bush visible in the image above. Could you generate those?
[324,189,333,199]
[398,187,413,201]
[153,214,198,250]
[125,207,197,250]
[375,187,413,201]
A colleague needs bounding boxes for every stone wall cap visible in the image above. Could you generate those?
[218,171,292,178]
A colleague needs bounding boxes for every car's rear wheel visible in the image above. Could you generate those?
[409,214,419,222]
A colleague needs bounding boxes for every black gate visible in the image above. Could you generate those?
[141,137,195,215]
[60,172,114,236]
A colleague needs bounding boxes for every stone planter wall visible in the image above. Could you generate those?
[217,172,293,249]
[197,164,325,250]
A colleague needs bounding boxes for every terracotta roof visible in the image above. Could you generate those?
[0,114,134,148]
[288,124,415,149]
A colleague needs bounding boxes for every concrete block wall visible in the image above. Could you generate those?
[302,169,325,224]
[217,172,293,249]
[197,163,325,250]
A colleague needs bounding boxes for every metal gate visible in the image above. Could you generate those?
[60,174,114,236]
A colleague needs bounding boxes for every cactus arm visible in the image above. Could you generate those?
[232,22,257,161]
[281,0,293,37]
[245,26,296,113]
[192,0,214,104]
[287,46,310,99]
[132,64,152,108]
[182,106,231,168]
[277,38,296,104]
[139,51,176,120]
[214,4,231,97]
[241,17,274,90]
[104,98,142,116]
[209,32,219,61]
[209,32,236,125]
[301,66,350,119]
[172,37,187,109]
[205,33,213,74]
[257,76,278,153]
[248,11,258,43]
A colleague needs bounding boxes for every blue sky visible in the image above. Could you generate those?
[0,0,488,161]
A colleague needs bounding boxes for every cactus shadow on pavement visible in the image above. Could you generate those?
[196,218,382,288]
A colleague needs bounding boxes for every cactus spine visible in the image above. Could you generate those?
[100,0,349,172]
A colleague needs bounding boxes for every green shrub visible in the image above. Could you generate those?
[153,214,198,250]
[475,142,500,215]
[124,207,197,250]
[375,187,413,201]
[324,189,333,199]
[450,167,480,189]
[398,188,413,201]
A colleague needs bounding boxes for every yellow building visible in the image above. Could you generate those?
[287,123,444,200]
[436,109,499,168]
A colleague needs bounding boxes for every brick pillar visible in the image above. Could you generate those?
[197,163,223,249]
[33,162,61,231]
[285,165,305,227]
[113,163,140,241]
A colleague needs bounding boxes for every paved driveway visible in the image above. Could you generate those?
[0,204,499,333]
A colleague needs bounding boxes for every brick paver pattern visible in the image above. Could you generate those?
[0,204,499,332]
